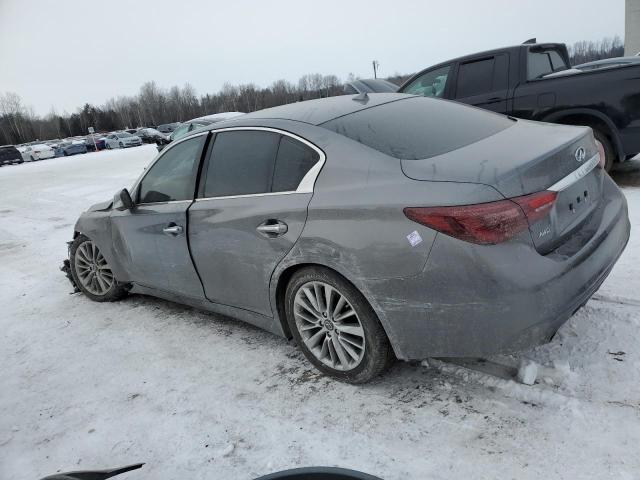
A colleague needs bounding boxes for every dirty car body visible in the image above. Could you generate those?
[68,93,630,366]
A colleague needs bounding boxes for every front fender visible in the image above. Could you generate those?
[73,211,128,282]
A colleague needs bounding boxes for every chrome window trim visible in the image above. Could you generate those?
[548,153,600,192]
[199,126,326,199]
[130,131,209,203]
[131,127,326,206]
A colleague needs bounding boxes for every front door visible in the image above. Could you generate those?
[189,128,323,316]
[111,133,208,298]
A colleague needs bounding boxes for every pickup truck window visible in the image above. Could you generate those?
[401,66,450,98]
[456,58,493,97]
[528,49,567,79]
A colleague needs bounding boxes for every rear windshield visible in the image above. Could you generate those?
[321,97,514,160]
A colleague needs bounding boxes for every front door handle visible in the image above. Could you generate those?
[256,221,288,237]
[162,224,184,236]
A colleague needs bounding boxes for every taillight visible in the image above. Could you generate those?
[404,191,557,245]
[594,140,606,169]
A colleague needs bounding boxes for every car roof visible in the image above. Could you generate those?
[212,93,414,127]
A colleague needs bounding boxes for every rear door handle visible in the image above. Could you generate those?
[256,220,288,237]
[162,224,184,236]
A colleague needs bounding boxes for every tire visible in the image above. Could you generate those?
[593,129,615,172]
[30,155,35,162]
[70,234,128,302]
[106,144,111,150]
[284,266,394,383]
[119,142,124,148]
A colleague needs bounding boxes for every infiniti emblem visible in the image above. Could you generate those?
[574,147,586,162]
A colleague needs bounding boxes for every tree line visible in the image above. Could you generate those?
[0,36,624,146]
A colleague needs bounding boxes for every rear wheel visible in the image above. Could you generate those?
[593,129,615,172]
[70,234,127,302]
[284,266,393,383]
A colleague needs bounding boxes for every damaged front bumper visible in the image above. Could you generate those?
[60,240,80,293]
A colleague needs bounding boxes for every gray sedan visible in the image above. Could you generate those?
[63,93,629,383]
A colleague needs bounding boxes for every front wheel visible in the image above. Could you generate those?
[119,142,124,148]
[284,267,394,383]
[70,235,128,302]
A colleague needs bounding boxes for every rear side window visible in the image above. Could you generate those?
[455,54,509,98]
[456,58,494,97]
[272,136,320,192]
[528,49,567,79]
[321,97,514,160]
[138,135,205,203]
[203,131,280,197]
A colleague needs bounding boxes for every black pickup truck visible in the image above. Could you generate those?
[397,41,640,170]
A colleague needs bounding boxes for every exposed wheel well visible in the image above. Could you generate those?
[275,263,317,339]
[553,113,619,160]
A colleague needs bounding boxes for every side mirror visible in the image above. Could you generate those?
[118,188,134,210]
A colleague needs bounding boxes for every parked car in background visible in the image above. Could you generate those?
[157,112,244,151]
[85,135,106,151]
[23,144,55,161]
[64,94,629,383]
[156,122,181,134]
[344,78,399,94]
[398,39,640,170]
[0,145,24,166]
[57,140,88,156]
[135,128,167,144]
[104,132,143,149]
[574,56,640,71]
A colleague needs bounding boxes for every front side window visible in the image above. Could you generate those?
[202,130,280,197]
[137,135,206,203]
[402,65,450,98]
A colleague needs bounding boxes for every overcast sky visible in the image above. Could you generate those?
[0,0,625,116]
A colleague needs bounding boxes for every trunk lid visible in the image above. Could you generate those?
[401,120,604,253]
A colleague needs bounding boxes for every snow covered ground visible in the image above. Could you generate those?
[1,146,639,480]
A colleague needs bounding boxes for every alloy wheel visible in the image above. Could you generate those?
[74,240,114,296]
[293,281,366,371]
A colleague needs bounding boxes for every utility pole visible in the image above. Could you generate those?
[372,60,379,79]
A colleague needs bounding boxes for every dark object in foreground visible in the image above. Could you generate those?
[398,39,640,170]
[40,463,144,480]
[40,464,382,480]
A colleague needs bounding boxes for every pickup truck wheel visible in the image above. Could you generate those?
[593,129,614,172]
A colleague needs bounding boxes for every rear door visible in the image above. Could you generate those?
[188,128,324,316]
[452,54,509,113]
[111,133,208,298]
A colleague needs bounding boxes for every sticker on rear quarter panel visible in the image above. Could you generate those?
[407,230,422,247]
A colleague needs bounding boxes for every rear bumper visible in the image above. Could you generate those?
[365,175,630,360]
